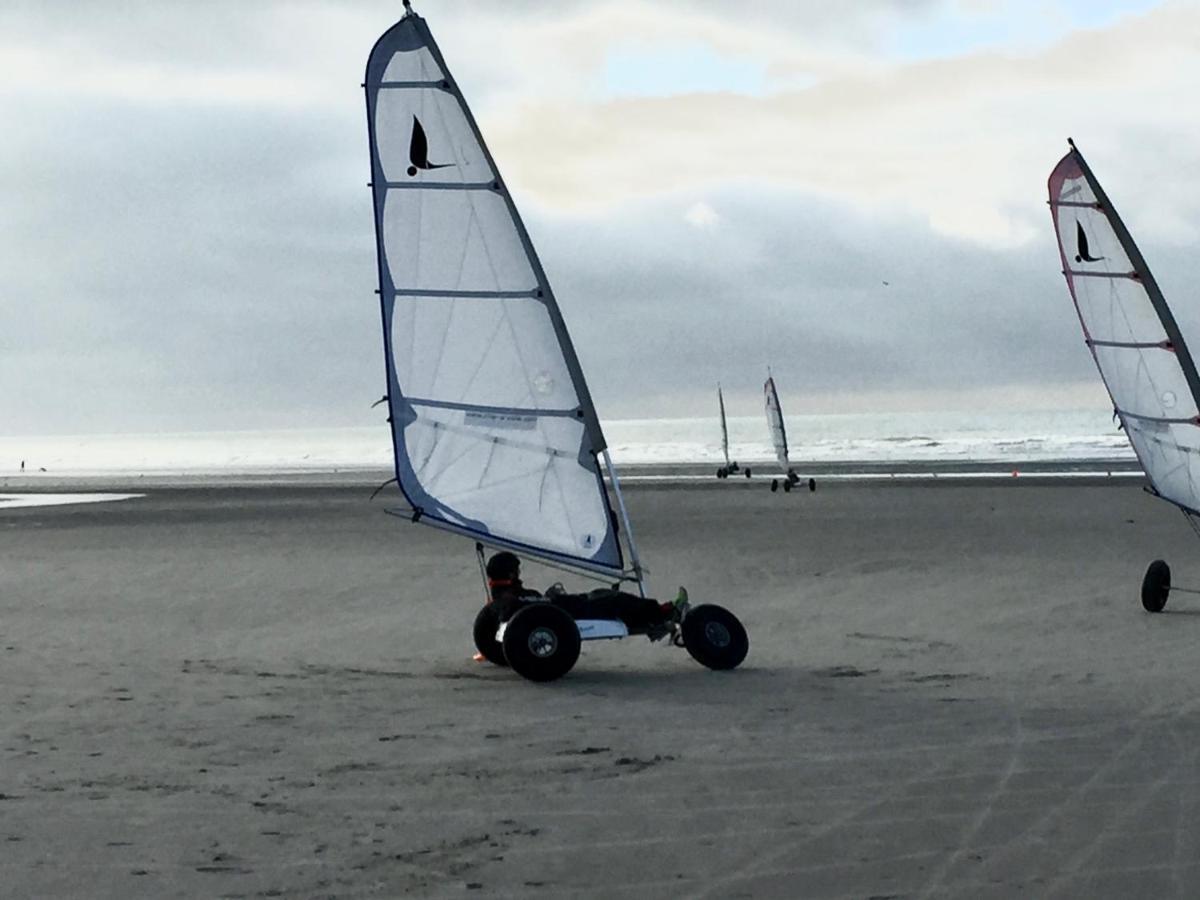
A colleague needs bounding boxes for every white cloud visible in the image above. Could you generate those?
[0,43,325,108]
[683,201,721,229]
[482,2,1198,247]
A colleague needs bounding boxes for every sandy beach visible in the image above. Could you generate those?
[5,478,1200,898]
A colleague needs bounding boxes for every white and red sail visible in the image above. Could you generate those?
[1049,141,1200,515]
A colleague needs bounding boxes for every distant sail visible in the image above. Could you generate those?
[364,8,624,575]
[1049,141,1200,515]
[764,376,789,473]
[718,385,731,468]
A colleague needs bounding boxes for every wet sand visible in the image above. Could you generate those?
[4,480,1200,898]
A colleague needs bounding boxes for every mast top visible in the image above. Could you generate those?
[402,0,413,14]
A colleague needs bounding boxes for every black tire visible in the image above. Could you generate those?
[681,604,748,671]
[501,604,581,682]
[472,604,508,666]
[770,479,778,492]
[1142,559,1171,613]
[808,477,816,492]
[783,480,792,492]
[744,468,752,478]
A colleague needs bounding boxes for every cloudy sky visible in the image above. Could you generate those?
[3,0,1198,435]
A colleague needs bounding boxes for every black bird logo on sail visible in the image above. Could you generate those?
[1075,221,1105,264]
[407,116,453,177]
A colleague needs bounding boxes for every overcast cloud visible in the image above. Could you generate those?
[1,0,1197,434]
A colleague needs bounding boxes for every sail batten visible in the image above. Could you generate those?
[1065,270,1138,280]
[1117,410,1199,426]
[377,80,452,91]
[1049,142,1200,516]
[409,397,581,417]
[392,288,540,299]
[365,9,625,576]
[382,181,499,191]
[1087,339,1171,349]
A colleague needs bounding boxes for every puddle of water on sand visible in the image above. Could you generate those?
[0,493,144,510]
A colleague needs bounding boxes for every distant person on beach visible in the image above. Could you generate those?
[484,551,687,635]
[20,460,24,472]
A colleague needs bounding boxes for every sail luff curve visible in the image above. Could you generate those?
[364,10,625,576]
[1049,141,1200,516]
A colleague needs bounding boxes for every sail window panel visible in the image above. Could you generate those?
[380,45,443,83]
[382,190,536,292]
[1093,344,1199,420]
[1053,169,1128,281]
[1057,178,1165,344]
[401,409,615,561]
[390,294,580,411]
[1127,421,1200,512]
[1056,211,1127,278]
[1054,173,1098,207]
[1072,277,1167,346]
[374,88,494,185]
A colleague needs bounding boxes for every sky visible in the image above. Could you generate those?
[2,0,1198,435]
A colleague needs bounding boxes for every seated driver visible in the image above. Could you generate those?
[484,551,688,634]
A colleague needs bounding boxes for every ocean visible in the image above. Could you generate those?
[0,408,1133,477]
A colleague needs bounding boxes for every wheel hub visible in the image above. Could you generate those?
[528,626,558,658]
[704,621,731,648]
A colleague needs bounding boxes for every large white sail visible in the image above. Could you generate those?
[364,7,625,576]
[718,384,731,468]
[764,376,789,472]
[1049,140,1200,515]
